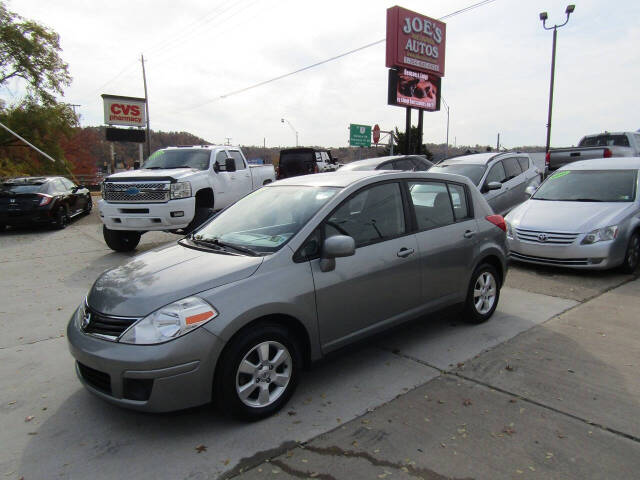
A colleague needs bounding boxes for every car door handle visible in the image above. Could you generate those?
[397,248,415,258]
[463,230,476,239]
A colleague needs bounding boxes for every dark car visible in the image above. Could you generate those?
[0,176,92,231]
[338,155,433,172]
[277,148,337,180]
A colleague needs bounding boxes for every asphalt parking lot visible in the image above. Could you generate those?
[1,206,638,479]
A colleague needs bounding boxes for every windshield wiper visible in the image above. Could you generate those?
[565,198,605,202]
[191,236,259,256]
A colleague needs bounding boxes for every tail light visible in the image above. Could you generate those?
[545,152,550,166]
[314,163,319,173]
[603,148,612,158]
[37,194,53,206]
[486,215,506,232]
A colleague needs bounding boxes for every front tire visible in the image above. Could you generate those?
[84,196,93,214]
[103,225,141,252]
[464,263,500,324]
[619,232,640,274]
[216,323,302,421]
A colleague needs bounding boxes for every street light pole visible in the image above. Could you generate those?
[281,118,299,147]
[540,5,575,155]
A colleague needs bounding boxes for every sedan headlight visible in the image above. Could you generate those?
[581,225,619,245]
[170,181,192,199]
[119,297,217,345]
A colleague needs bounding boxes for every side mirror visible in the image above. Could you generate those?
[226,158,236,172]
[525,184,537,198]
[484,181,502,192]
[133,161,140,170]
[213,162,220,173]
[320,235,355,272]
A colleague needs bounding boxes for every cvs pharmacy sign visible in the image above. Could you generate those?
[101,94,146,127]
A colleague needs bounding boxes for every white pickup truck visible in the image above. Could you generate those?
[98,145,275,251]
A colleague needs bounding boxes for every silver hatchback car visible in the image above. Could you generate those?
[68,171,508,419]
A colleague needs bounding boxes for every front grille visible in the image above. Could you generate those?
[515,228,579,245]
[510,251,590,266]
[78,362,112,394]
[83,306,138,339]
[103,182,169,203]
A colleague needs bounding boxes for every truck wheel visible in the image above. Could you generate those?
[464,263,500,324]
[185,207,213,233]
[215,323,302,421]
[103,225,141,252]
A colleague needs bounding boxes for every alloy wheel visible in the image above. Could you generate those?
[473,271,497,315]
[628,235,640,270]
[235,341,292,408]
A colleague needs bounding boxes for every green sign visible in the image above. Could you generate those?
[349,124,371,147]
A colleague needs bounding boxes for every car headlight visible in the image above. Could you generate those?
[581,225,619,244]
[170,182,192,199]
[119,297,217,345]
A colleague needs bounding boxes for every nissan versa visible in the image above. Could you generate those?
[68,171,508,420]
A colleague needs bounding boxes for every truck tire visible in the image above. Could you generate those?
[185,207,213,233]
[103,225,141,252]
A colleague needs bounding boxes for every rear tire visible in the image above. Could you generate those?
[619,232,640,274]
[464,263,500,324]
[215,323,302,421]
[52,208,68,230]
[103,225,141,252]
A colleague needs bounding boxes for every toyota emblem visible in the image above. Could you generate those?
[537,233,548,242]
[82,311,91,330]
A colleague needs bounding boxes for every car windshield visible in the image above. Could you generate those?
[142,149,211,170]
[430,164,486,185]
[533,170,638,202]
[0,183,45,194]
[192,186,339,254]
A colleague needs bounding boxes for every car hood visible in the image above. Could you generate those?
[106,168,201,181]
[506,199,634,233]
[87,244,263,317]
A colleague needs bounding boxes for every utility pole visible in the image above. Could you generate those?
[416,110,424,154]
[404,108,411,154]
[497,133,500,151]
[141,54,151,159]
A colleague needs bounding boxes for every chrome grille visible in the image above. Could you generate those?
[103,182,170,203]
[82,305,139,340]
[515,228,579,245]
[510,251,590,266]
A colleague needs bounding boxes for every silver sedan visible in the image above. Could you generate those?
[505,157,640,271]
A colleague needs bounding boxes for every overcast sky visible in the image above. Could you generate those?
[5,0,640,149]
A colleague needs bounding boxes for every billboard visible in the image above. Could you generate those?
[388,68,441,111]
[105,127,146,143]
[386,6,446,77]
[349,124,371,147]
[102,94,146,127]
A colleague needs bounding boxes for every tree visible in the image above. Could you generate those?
[0,1,71,104]
[384,126,433,160]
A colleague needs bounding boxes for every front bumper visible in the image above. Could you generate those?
[507,235,626,270]
[67,308,225,412]
[98,197,195,231]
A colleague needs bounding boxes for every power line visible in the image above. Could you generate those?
[179,0,498,111]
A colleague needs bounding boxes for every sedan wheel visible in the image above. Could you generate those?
[217,323,301,421]
[620,232,640,274]
[235,341,292,408]
[465,263,500,323]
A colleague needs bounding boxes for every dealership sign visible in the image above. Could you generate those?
[349,124,371,147]
[386,6,446,77]
[388,68,440,111]
[102,94,146,127]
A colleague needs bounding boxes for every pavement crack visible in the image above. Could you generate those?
[0,335,65,351]
[452,371,640,445]
[303,445,470,480]
[269,459,337,480]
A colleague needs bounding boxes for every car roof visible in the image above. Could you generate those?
[2,176,53,184]
[270,170,474,189]
[440,152,529,166]
[341,155,419,168]
[280,147,329,153]
[559,157,640,170]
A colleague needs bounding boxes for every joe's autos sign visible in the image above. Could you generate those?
[386,6,446,77]
[102,94,146,127]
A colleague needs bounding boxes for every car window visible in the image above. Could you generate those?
[502,157,523,180]
[229,151,246,170]
[485,161,507,184]
[321,152,330,162]
[215,151,229,169]
[635,134,640,148]
[377,162,395,170]
[53,179,67,193]
[411,157,430,171]
[325,183,405,247]
[61,178,75,190]
[579,134,630,147]
[447,183,471,221]
[517,157,529,171]
[393,159,415,171]
[408,181,454,229]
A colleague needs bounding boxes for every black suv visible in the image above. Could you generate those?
[277,148,337,179]
[0,176,92,231]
